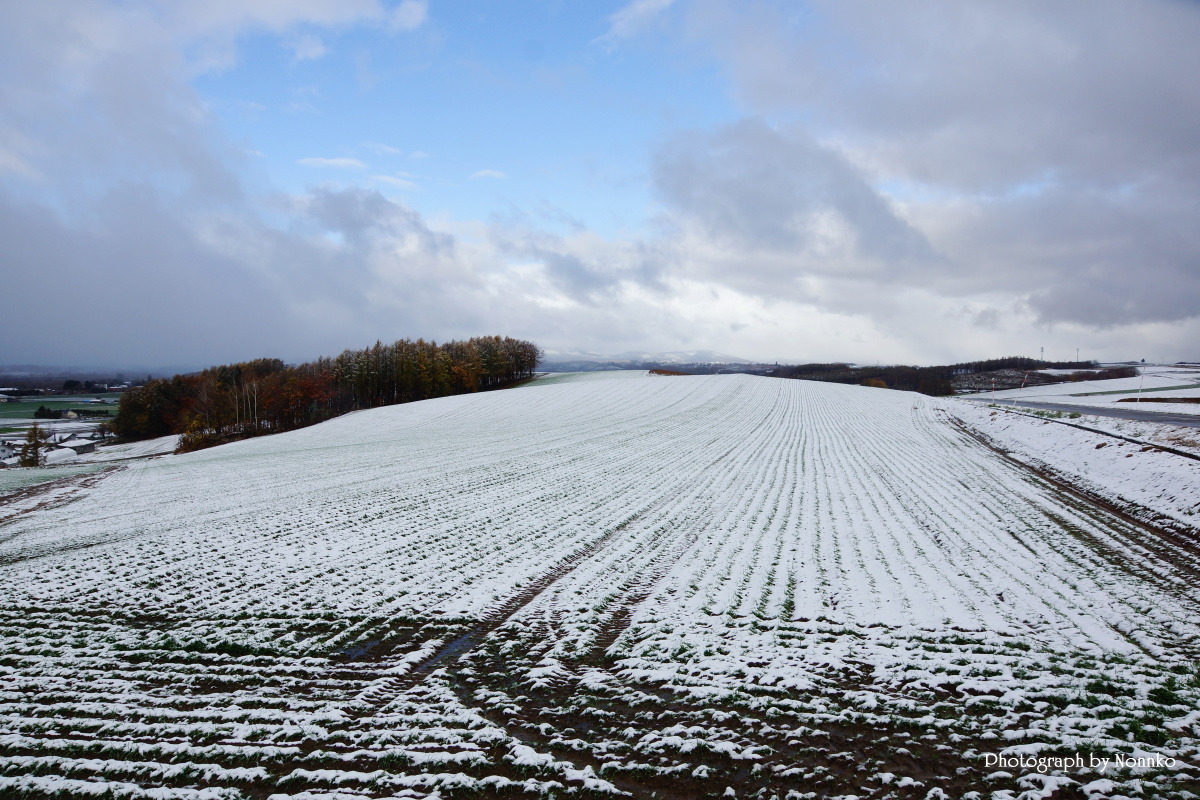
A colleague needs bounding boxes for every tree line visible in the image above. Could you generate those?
[770,357,1131,396]
[112,336,541,452]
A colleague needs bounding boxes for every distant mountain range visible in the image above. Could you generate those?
[541,349,755,365]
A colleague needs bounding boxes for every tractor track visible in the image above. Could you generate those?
[0,466,122,541]
[948,413,1200,575]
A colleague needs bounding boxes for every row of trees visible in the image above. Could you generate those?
[1054,367,1138,383]
[771,362,962,395]
[938,356,1097,373]
[112,336,541,451]
[61,379,111,393]
[770,357,1115,396]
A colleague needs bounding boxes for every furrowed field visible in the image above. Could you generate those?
[1,372,1198,799]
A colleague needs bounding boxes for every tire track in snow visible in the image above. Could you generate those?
[950,414,1200,577]
[943,413,1200,655]
[337,483,699,715]
[343,383,800,789]
[351,379,770,693]
[0,466,123,553]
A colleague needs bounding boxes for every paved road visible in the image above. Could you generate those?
[963,398,1200,428]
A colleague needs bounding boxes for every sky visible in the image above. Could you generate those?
[1,0,1198,370]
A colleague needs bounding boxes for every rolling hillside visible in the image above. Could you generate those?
[2,372,1198,798]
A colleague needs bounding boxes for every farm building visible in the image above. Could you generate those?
[66,408,111,419]
[56,439,97,455]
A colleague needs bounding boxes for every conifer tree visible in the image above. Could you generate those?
[18,423,51,467]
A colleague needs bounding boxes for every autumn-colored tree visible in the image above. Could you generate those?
[18,423,51,467]
[115,336,540,451]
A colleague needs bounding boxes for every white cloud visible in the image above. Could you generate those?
[409,150,431,159]
[298,157,367,169]
[286,100,319,114]
[89,1,428,75]
[362,141,403,155]
[167,0,385,36]
[288,34,327,62]
[373,174,419,190]
[389,0,428,33]
[602,0,675,42]
[470,169,506,180]
[0,145,40,178]
[158,1,389,74]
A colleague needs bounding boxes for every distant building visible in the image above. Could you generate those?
[0,441,15,460]
[56,439,97,455]
[66,408,110,419]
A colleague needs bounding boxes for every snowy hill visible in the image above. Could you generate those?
[2,372,1198,797]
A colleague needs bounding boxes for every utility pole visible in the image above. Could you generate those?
[1040,346,1044,363]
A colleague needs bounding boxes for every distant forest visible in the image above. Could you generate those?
[113,336,540,452]
[771,356,1136,396]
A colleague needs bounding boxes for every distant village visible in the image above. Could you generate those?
[0,379,133,468]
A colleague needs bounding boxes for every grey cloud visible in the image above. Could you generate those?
[0,4,515,368]
[532,248,614,298]
[299,186,453,255]
[669,0,1200,330]
[488,213,668,302]
[0,187,296,367]
[0,7,242,207]
[933,183,1200,327]
[651,118,939,294]
[0,177,519,367]
[688,0,1200,191]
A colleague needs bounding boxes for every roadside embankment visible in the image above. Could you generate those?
[949,400,1200,537]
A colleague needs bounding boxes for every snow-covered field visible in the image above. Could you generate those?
[2,373,1199,799]
[67,434,180,464]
